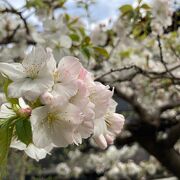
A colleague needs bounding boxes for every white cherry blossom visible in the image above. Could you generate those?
[0,47,54,101]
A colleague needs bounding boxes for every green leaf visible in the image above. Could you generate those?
[70,34,80,42]
[141,3,150,10]
[78,27,86,37]
[69,18,79,26]
[3,78,11,98]
[119,5,133,14]
[81,47,91,60]
[3,77,19,105]
[119,50,131,58]
[65,14,70,22]
[93,47,109,58]
[132,25,142,37]
[84,36,91,45]
[26,0,45,8]
[0,121,14,176]
[15,118,32,146]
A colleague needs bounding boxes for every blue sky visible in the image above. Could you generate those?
[5,0,151,27]
[64,0,135,21]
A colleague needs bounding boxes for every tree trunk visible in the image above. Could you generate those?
[133,132,180,178]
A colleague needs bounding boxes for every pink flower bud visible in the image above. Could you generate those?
[94,134,107,149]
[105,134,114,145]
[18,107,32,117]
[78,68,87,80]
[40,92,54,105]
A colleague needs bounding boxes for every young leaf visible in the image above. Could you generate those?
[119,5,133,14]
[3,78,18,105]
[93,47,109,58]
[70,34,80,42]
[0,122,14,176]
[15,118,32,146]
[141,3,150,10]
[81,47,91,60]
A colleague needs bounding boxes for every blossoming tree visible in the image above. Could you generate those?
[0,0,179,179]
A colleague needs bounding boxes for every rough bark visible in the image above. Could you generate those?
[132,129,180,179]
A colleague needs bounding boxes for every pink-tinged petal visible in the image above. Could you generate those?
[90,82,113,118]
[70,80,89,108]
[93,117,107,136]
[77,80,89,97]
[30,106,48,127]
[46,47,57,72]
[107,113,125,135]
[0,63,26,81]
[59,103,83,126]
[108,99,118,112]
[80,69,95,88]
[40,92,54,105]
[78,117,94,139]
[48,120,75,147]
[73,131,82,145]
[82,102,95,121]
[78,67,88,80]
[94,134,107,149]
[105,134,114,145]
[51,81,78,106]
[57,56,82,82]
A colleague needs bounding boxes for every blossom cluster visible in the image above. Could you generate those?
[55,145,165,180]
[151,0,173,35]
[0,46,124,161]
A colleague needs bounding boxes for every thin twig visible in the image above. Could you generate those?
[95,64,180,81]
[0,8,30,35]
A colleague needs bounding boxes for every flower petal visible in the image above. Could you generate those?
[25,143,51,161]
[60,35,72,49]
[57,56,82,82]
[0,63,26,81]
[94,134,107,149]
[0,103,15,119]
[51,81,78,106]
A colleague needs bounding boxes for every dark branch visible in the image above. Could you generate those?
[160,100,180,113]
[114,135,135,148]
[0,25,21,45]
[158,122,180,148]
[95,64,180,82]
[157,35,177,81]
[0,8,30,35]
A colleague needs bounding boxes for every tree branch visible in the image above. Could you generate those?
[95,64,180,82]
[0,8,30,35]
[114,135,135,148]
[158,122,180,148]
[160,100,180,113]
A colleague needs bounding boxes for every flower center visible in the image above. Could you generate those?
[23,63,42,79]
[105,113,112,127]
[53,71,61,83]
[47,113,57,124]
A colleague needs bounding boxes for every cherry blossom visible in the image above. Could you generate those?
[0,47,54,101]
